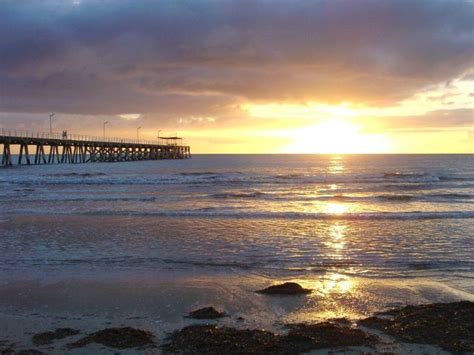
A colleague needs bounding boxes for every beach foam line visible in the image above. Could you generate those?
[5,210,474,220]
[208,192,472,202]
[0,196,157,203]
[2,171,473,187]
[2,191,472,204]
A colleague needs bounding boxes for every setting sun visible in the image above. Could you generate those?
[287,118,390,154]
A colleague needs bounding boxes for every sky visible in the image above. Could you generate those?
[0,0,473,153]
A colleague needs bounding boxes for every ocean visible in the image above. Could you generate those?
[0,154,473,347]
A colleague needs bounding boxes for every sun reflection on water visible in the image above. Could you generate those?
[288,274,360,322]
[326,222,347,254]
[328,155,346,174]
[324,202,348,215]
[319,273,354,295]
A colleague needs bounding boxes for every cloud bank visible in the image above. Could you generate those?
[0,0,472,117]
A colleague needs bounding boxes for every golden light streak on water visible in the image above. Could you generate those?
[324,203,348,215]
[320,273,354,295]
[328,155,346,174]
[325,222,347,258]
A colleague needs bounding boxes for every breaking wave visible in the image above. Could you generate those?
[7,209,474,220]
[1,170,473,187]
[211,191,269,199]
[208,191,473,202]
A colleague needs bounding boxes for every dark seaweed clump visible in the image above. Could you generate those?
[284,322,377,351]
[186,307,228,319]
[67,327,154,349]
[359,301,474,354]
[1,349,44,355]
[161,322,377,354]
[162,325,279,354]
[256,282,312,295]
[32,328,80,345]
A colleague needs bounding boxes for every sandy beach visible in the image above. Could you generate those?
[1,270,473,353]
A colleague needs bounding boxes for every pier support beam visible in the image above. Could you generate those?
[2,143,12,166]
[18,143,31,165]
[34,145,47,165]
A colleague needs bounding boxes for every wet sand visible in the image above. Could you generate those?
[1,272,473,354]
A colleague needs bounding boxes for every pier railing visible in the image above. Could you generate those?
[1,128,191,166]
[0,129,185,146]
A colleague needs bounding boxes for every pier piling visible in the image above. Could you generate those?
[0,130,191,167]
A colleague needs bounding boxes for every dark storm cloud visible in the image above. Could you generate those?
[0,0,473,118]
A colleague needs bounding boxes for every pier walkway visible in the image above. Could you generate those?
[0,129,191,166]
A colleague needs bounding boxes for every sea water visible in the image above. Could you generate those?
[0,154,473,290]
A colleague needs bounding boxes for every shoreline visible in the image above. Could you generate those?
[1,273,473,354]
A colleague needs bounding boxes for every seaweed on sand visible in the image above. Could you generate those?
[186,307,228,320]
[256,282,312,295]
[161,325,280,354]
[161,321,377,354]
[32,328,80,345]
[67,327,154,349]
[284,321,377,350]
[359,301,474,354]
[1,349,44,355]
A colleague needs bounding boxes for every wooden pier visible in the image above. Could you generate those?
[0,130,191,166]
